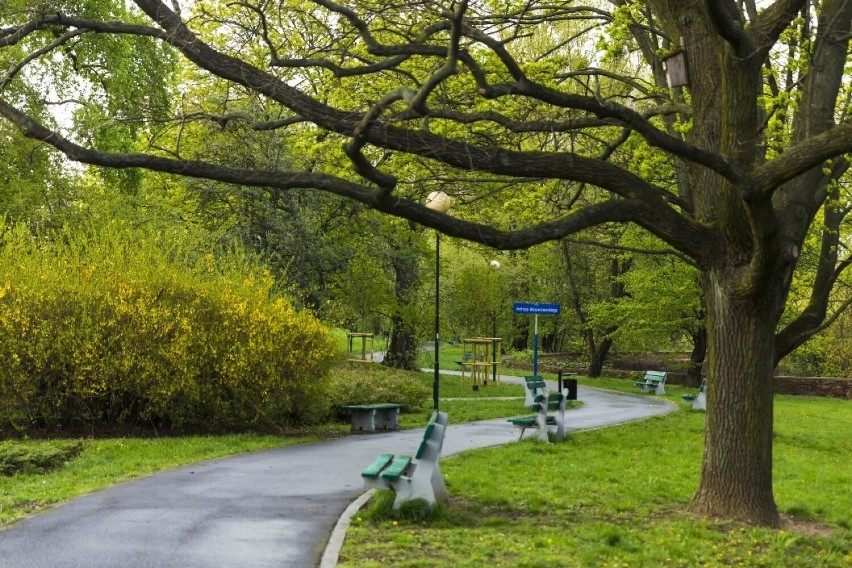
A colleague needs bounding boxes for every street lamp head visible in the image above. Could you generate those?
[490,260,501,269]
[425,191,451,214]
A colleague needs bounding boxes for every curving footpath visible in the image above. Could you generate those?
[0,375,673,568]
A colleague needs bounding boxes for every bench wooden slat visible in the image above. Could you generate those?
[340,403,406,411]
[535,393,565,411]
[380,455,412,480]
[507,415,536,426]
[422,410,438,441]
[362,453,394,479]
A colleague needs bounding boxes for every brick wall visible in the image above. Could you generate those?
[772,376,852,399]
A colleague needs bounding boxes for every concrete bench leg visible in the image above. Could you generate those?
[389,420,448,509]
[693,391,706,411]
[349,409,377,432]
[375,407,401,430]
[535,409,549,443]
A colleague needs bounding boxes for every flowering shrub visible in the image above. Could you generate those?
[0,223,336,433]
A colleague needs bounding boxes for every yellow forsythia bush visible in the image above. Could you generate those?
[0,223,336,434]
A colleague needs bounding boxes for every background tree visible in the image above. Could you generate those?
[588,230,707,385]
[1,0,850,527]
[562,234,632,377]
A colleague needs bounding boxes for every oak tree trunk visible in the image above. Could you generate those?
[689,273,781,526]
[383,315,418,370]
[587,335,613,378]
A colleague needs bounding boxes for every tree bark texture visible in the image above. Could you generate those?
[689,272,781,525]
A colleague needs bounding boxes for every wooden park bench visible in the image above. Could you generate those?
[340,403,406,432]
[634,370,668,395]
[361,410,449,509]
[523,375,549,407]
[507,391,567,443]
[682,377,707,411]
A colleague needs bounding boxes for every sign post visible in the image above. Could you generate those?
[513,302,561,375]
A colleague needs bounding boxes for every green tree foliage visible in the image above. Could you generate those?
[0,123,75,229]
[0,222,336,434]
[444,247,505,340]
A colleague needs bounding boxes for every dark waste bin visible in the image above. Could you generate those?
[558,370,578,400]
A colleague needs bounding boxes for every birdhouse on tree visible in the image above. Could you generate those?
[662,47,688,88]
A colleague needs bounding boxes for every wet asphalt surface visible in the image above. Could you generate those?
[0,374,673,568]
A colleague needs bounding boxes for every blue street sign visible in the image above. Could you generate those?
[513,302,561,315]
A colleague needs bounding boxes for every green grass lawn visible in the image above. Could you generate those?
[339,395,852,568]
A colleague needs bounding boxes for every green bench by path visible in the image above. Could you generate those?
[523,375,548,407]
[361,410,449,509]
[682,377,707,411]
[507,391,567,443]
[340,403,406,432]
[634,370,668,395]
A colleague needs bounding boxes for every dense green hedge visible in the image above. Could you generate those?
[0,224,336,434]
[0,440,85,475]
[325,365,430,419]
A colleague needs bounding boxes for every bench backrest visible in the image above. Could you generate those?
[416,411,448,460]
[533,392,565,411]
[644,370,667,383]
[525,375,547,389]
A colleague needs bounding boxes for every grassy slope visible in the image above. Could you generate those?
[339,395,851,568]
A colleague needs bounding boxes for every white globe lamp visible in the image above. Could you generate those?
[425,191,451,214]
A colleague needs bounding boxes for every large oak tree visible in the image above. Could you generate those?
[1,0,850,526]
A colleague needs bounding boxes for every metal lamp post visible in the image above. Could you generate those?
[425,191,451,410]
[489,260,501,383]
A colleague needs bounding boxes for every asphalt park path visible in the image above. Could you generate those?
[0,374,674,568]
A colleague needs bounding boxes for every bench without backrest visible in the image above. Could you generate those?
[361,410,449,509]
[340,403,406,432]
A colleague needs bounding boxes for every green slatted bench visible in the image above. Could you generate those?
[634,370,668,395]
[507,391,567,443]
[523,375,548,407]
[361,410,449,509]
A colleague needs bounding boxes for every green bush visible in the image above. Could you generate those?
[0,440,85,476]
[325,365,430,418]
[0,223,336,433]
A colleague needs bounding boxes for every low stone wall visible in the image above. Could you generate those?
[773,376,852,399]
[505,360,852,399]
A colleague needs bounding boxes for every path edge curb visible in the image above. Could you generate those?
[319,489,374,568]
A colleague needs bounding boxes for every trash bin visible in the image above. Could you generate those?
[558,370,578,400]
[563,378,578,400]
